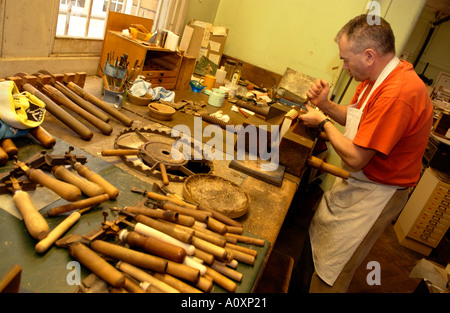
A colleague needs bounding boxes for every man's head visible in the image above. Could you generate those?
[336,14,396,81]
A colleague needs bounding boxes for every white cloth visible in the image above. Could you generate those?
[309,56,401,286]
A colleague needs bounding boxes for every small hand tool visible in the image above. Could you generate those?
[10,176,49,240]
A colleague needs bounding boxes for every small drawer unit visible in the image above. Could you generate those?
[394,167,450,255]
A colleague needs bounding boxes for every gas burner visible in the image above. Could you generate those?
[113,126,212,182]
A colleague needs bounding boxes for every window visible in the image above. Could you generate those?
[56,0,186,40]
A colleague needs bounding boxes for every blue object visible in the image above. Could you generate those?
[190,80,206,93]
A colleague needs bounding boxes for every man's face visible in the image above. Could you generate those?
[338,34,370,82]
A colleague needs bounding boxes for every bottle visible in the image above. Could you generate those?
[231,62,242,85]
[224,60,236,81]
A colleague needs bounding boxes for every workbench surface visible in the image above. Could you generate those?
[0,76,300,293]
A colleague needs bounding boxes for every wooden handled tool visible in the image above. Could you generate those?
[15,160,81,202]
[205,266,237,293]
[1,139,18,157]
[46,193,110,216]
[0,147,8,165]
[65,81,133,127]
[132,221,196,255]
[22,83,94,141]
[42,84,113,135]
[101,149,140,156]
[125,206,195,227]
[69,242,126,288]
[159,163,169,186]
[134,214,194,244]
[29,126,56,148]
[124,206,178,223]
[35,207,90,253]
[90,240,167,273]
[116,262,180,293]
[53,81,110,123]
[13,190,49,240]
[119,229,186,263]
[307,155,350,179]
[52,165,105,197]
[153,272,203,293]
[73,162,119,199]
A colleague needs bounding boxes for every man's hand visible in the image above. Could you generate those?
[297,105,327,127]
[306,79,330,109]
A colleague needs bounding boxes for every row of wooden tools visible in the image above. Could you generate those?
[1,71,133,142]
[58,189,264,293]
[3,148,262,293]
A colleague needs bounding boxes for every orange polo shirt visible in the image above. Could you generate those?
[350,60,433,187]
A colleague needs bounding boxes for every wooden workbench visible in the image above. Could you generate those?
[0,76,300,293]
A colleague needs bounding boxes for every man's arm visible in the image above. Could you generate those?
[306,79,347,125]
[298,103,376,171]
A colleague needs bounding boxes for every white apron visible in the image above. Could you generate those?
[309,57,401,286]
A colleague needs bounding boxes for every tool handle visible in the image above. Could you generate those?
[206,217,228,235]
[160,200,211,222]
[183,256,206,275]
[211,260,243,282]
[116,262,180,293]
[134,222,195,255]
[53,81,110,123]
[35,211,81,253]
[159,163,169,186]
[43,84,113,135]
[29,126,56,148]
[73,163,119,199]
[307,155,350,179]
[135,214,194,243]
[13,190,49,240]
[26,168,81,202]
[66,82,133,126]
[121,230,186,263]
[1,139,18,157]
[46,193,110,216]
[205,266,237,293]
[101,149,140,156]
[224,233,265,246]
[22,84,93,141]
[90,240,167,273]
[153,272,203,293]
[165,260,200,284]
[125,206,178,223]
[69,242,125,288]
[191,236,228,259]
[0,147,8,165]
[52,165,105,197]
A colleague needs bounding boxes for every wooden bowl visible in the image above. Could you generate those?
[127,91,153,106]
[183,174,250,218]
[148,102,176,120]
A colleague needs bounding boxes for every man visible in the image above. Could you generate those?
[292,14,433,292]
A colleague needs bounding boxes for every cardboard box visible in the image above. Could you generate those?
[179,20,228,67]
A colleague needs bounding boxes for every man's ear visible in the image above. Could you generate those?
[364,49,376,65]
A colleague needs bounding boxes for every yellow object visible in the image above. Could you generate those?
[129,24,151,41]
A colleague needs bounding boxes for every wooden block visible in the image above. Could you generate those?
[6,77,23,90]
[63,73,76,83]
[36,74,52,85]
[75,72,87,88]
[279,121,315,177]
[52,73,65,83]
[23,75,38,86]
